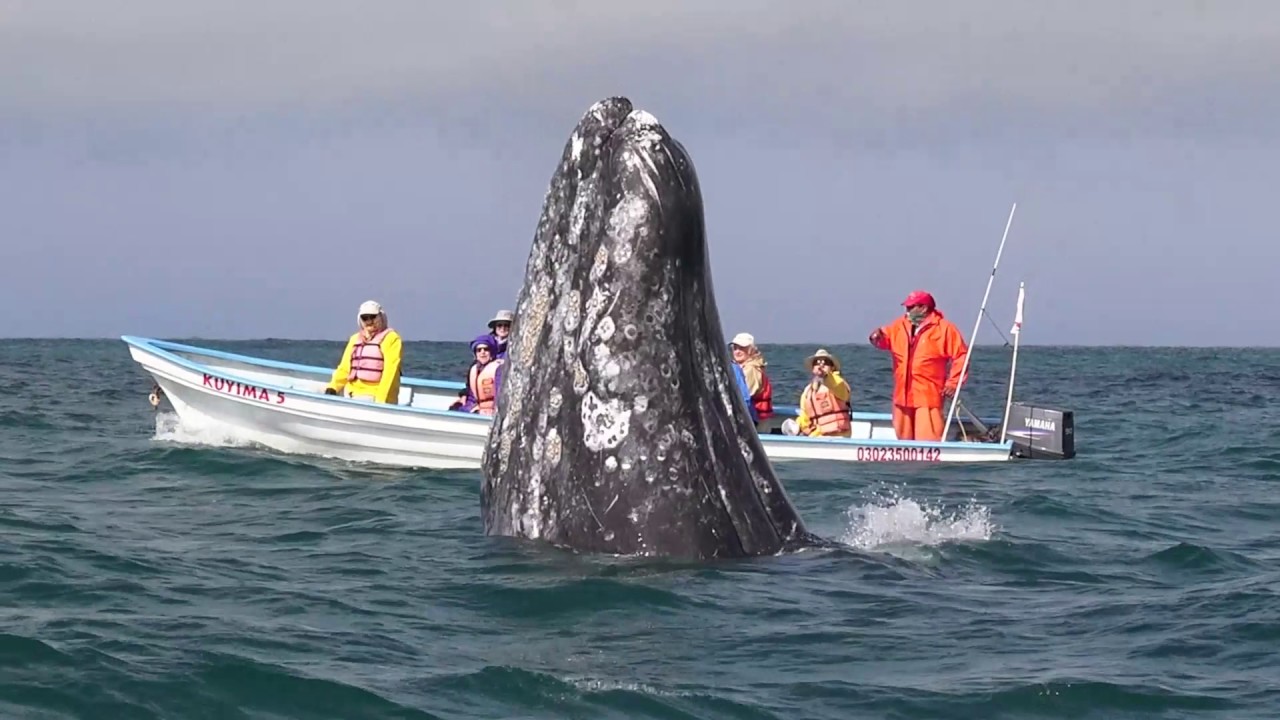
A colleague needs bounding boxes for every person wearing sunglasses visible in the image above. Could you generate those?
[793,348,852,437]
[868,290,969,441]
[324,300,404,404]
[485,309,514,359]
[457,335,504,415]
[481,309,515,403]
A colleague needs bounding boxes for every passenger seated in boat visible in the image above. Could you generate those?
[457,335,503,415]
[486,309,514,358]
[730,360,758,424]
[789,348,852,438]
[729,332,773,425]
[486,309,516,400]
[323,300,403,404]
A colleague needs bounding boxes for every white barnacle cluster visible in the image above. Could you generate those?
[517,275,553,368]
[545,428,562,465]
[592,343,620,382]
[589,243,609,284]
[607,194,648,266]
[499,428,514,475]
[581,390,631,452]
[582,285,610,338]
[570,132,584,161]
[627,109,660,129]
[567,186,593,245]
[595,316,616,343]
[518,467,544,539]
[497,381,524,475]
[573,358,589,396]
[563,289,581,332]
[644,291,671,328]
[626,110,665,147]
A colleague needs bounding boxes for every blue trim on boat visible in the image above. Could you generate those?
[120,335,1012,451]
[120,335,485,423]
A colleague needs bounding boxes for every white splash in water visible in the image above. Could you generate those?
[153,411,257,449]
[840,493,995,551]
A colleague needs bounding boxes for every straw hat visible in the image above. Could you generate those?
[804,348,841,372]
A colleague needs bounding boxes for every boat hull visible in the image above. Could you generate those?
[127,337,490,469]
[123,336,1013,469]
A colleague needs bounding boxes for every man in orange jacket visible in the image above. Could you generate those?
[868,290,969,441]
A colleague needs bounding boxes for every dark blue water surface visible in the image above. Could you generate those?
[2,339,1277,719]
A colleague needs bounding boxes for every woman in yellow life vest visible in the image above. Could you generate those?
[796,348,852,437]
[324,300,403,404]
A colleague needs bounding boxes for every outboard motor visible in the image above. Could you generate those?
[1005,402,1075,459]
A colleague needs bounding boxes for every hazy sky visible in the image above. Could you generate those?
[4,1,1278,345]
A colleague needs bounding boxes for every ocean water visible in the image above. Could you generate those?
[3,338,1278,719]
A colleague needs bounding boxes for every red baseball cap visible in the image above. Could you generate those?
[902,290,935,308]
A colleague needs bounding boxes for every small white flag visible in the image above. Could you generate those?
[1010,282,1025,336]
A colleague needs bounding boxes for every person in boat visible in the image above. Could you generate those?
[730,359,758,424]
[728,332,773,425]
[791,348,852,437]
[486,309,514,358]
[458,335,503,415]
[868,290,969,441]
[447,389,467,412]
[324,300,403,403]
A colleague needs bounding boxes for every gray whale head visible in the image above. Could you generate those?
[480,96,819,560]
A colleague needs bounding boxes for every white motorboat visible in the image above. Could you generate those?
[123,335,1062,469]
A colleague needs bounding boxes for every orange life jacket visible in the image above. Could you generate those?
[873,311,969,409]
[752,371,774,420]
[348,329,390,384]
[469,359,503,415]
[801,381,851,436]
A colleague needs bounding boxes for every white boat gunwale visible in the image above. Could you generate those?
[121,335,1013,455]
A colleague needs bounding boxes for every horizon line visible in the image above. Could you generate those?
[10,335,1280,350]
